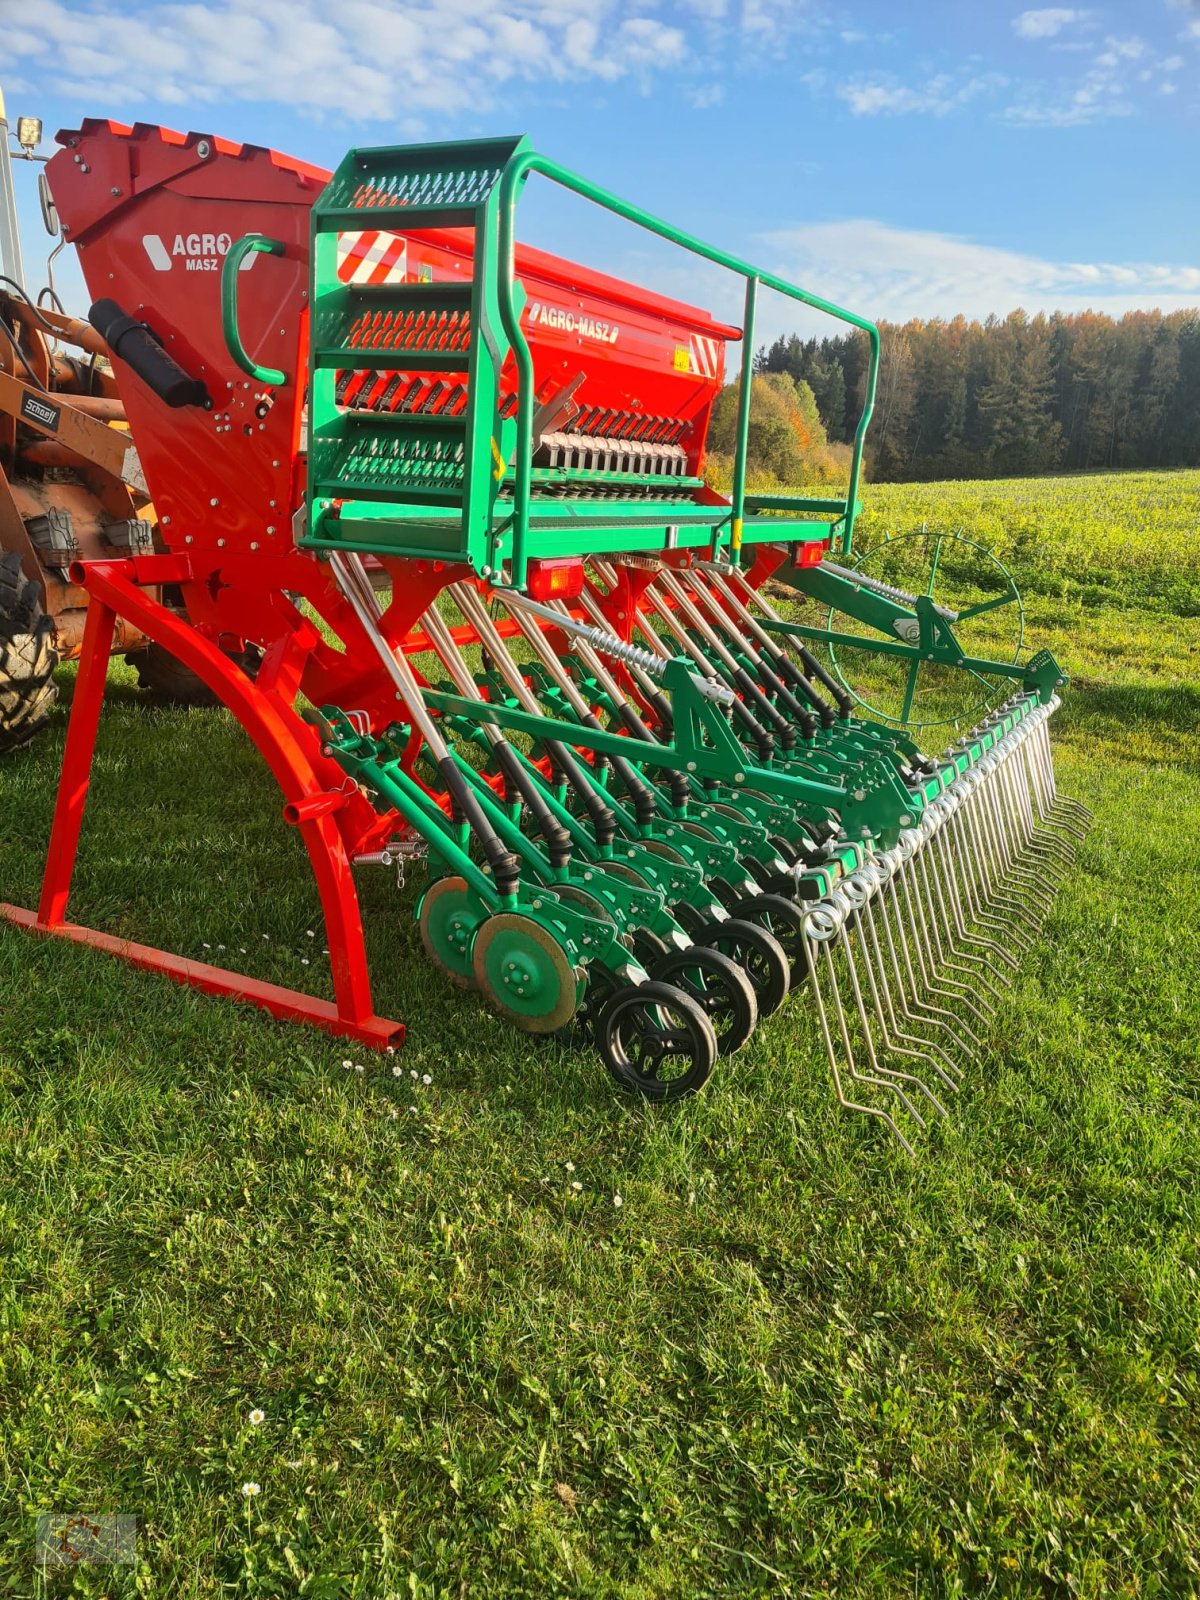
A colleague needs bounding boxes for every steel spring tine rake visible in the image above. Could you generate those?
[884,851,982,1058]
[854,862,963,1090]
[896,842,995,1028]
[914,834,1007,1004]
[963,771,1047,939]
[838,872,954,1110]
[805,905,920,1157]
[980,761,1060,918]
[871,857,972,1075]
[941,789,1026,960]
[835,915,948,1121]
[924,797,1018,978]
[928,800,1017,972]
[907,836,999,1018]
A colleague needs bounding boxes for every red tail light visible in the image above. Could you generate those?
[526,557,585,602]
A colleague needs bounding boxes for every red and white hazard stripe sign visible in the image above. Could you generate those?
[688,334,723,380]
[337,230,408,285]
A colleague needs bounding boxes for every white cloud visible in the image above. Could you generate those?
[1002,32,1155,124]
[839,73,1003,117]
[1,0,697,122]
[686,83,726,108]
[1012,8,1090,40]
[753,219,1200,332]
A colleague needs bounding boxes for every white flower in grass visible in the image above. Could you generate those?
[301,958,310,967]
[202,942,211,950]
[421,1074,432,1086]
[389,1106,399,1119]
[354,1063,364,1074]
[613,1195,623,1209]
[564,1161,575,1173]
[409,1105,418,1114]
[392,1064,403,1078]
[242,1482,260,1497]
[248,1408,265,1426]
[571,1181,582,1193]
[342,1059,353,1070]
[410,1070,419,1081]
[385,1045,395,1056]
[306,930,315,939]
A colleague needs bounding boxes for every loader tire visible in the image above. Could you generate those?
[0,551,58,752]
[131,640,262,707]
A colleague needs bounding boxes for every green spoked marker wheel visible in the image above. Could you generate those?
[597,982,717,1102]
[417,876,482,989]
[471,914,583,1033]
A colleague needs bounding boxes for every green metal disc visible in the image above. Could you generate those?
[470,914,581,1034]
[417,875,481,989]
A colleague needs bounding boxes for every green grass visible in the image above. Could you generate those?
[1,468,1199,1597]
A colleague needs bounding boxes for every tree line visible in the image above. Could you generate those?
[755,308,1200,481]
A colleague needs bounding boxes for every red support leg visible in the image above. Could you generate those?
[38,595,116,928]
[0,563,405,1053]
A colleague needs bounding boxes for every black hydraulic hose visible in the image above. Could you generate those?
[730,663,797,753]
[545,739,618,849]
[795,643,855,719]
[612,700,692,809]
[435,754,521,898]
[772,652,839,728]
[730,694,775,763]
[746,655,817,741]
[491,740,573,871]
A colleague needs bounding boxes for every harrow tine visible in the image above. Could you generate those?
[805,914,919,1158]
[883,854,982,1059]
[922,801,1016,978]
[835,919,948,1121]
[854,873,963,1092]
[838,877,954,1109]
[915,841,1006,1004]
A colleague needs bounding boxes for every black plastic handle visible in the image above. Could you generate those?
[89,298,209,409]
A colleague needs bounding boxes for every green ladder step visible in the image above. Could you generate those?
[314,347,472,371]
[744,494,853,516]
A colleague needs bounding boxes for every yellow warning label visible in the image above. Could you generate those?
[673,346,691,373]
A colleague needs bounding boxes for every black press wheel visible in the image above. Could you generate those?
[569,960,624,1047]
[733,893,810,989]
[597,980,717,1101]
[0,551,58,752]
[649,943,758,1054]
[699,917,790,1018]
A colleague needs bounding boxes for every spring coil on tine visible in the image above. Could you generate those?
[804,890,853,942]
[578,630,667,678]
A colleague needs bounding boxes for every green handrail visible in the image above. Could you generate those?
[221,234,287,387]
[494,151,881,590]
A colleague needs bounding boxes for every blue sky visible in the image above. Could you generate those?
[3,0,1198,346]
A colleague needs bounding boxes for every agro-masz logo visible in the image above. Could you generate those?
[141,233,258,273]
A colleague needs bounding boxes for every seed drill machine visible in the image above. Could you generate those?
[0,117,1089,1146]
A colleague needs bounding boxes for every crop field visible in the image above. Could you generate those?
[1,467,1198,1597]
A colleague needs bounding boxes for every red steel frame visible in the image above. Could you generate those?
[0,117,757,1048]
[0,552,404,1049]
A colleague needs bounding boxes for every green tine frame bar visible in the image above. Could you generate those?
[495,150,882,589]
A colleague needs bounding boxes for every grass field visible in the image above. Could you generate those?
[1,468,1198,1597]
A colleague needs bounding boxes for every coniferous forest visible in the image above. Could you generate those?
[755,309,1200,482]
